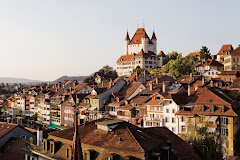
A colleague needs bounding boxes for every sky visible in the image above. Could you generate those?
[0,0,240,81]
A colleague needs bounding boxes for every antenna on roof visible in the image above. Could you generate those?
[143,19,145,29]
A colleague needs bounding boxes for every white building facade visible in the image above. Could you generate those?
[116,28,165,77]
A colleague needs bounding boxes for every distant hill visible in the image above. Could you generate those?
[51,76,88,84]
[0,77,42,84]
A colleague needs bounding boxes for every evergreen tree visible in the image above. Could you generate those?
[200,46,211,61]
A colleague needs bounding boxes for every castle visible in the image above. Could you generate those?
[116,28,166,77]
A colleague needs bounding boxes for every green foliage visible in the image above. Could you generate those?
[84,65,118,85]
[29,137,34,144]
[83,75,96,85]
[150,67,165,78]
[98,65,118,80]
[133,66,148,75]
[166,51,179,62]
[181,119,224,160]
[98,65,113,74]
[200,46,211,60]
[163,54,197,79]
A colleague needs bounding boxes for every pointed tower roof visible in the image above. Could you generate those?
[158,51,165,57]
[71,111,83,160]
[151,31,157,40]
[125,32,130,41]
[129,28,152,45]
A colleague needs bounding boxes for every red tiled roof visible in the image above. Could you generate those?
[231,45,240,55]
[220,70,239,75]
[157,51,165,57]
[128,28,152,45]
[217,44,233,55]
[186,52,200,57]
[202,59,223,67]
[49,120,167,153]
[0,122,18,138]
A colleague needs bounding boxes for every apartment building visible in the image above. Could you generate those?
[223,45,240,71]
[175,87,240,157]
[217,44,234,63]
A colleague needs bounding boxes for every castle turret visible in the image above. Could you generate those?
[125,31,130,55]
[151,31,157,54]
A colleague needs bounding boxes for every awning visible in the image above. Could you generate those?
[16,116,24,119]
[208,116,218,122]
[88,107,97,111]
[51,117,60,120]
[47,124,60,129]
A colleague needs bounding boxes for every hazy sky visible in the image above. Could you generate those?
[0,0,240,81]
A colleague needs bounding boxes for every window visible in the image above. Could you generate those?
[165,117,168,123]
[106,157,111,160]
[172,109,175,113]
[50,143,53,153]
[181,126,186,132]
[220,117,228,125]
[43,141,46,151]
[166,109,169,113]
[181,116,185,122]
[172,118,175,123]
[172,127,175,132]
[150,114,155,118]
[66,148,70,159]
[20,135,26,139]
[220,128,228,136]
[169,101,172,104]
[150,106,154,111]
[27,155,30,160]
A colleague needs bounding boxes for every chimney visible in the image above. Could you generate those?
[156,77,159,84]
[150,82,153,91]
[163,82,166,93]
[202,77,205,85]
[37,127,43,146]
[144,70,146,84]
[109,79,112,88]
[195,85,198,91]
[210,80,213,87]
[116,97,119,102]
[188,85,191,96]
[190,73,193,78]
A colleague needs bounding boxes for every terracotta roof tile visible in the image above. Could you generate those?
[217,44,233,55]
[128,28,152,45]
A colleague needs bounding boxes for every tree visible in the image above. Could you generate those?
[162,54,197,79]
[98,65,118,80]
[180,119,224,160]
[83,75,96,85]
[166,51,179,62]
[98,65,113,74]
[133,66,148,75]
[200,46,211,61]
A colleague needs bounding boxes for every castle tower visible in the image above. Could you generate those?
[125,32,130,55]
[151,31,157,54]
